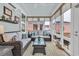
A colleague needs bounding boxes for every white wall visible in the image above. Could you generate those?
[0,21,20,32]
[0,3,22,32]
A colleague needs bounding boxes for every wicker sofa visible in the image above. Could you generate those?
[0,32,31,56]
[29,31,52,41]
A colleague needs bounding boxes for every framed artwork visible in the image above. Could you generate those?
[0,6,19,24]
[14,16,19,23]
[4,6,12,17]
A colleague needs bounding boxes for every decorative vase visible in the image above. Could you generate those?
[38,37,40,43]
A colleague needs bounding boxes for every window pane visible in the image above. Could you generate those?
[33,18,38,21]
[45,18,50,21]
[63,9,71,38]
[44,19,50,30]
[28,18,33,21]
[39,18,45,21]
[55,16,61,34]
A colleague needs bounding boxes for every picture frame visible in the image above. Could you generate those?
[14,16,19,23]
[4,6,12,17]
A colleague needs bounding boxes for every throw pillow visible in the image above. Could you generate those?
[11,35,17,42]
[3,34,12,42]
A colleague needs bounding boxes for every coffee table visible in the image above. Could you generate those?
[32,37,46,55]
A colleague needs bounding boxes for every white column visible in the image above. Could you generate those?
[25,17,28,38]
[60,9,64,48]
[70,3,79,56]
[50,18,53,40]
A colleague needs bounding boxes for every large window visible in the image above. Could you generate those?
[63,9,71,50]
[44,19,50,30]
[55,16,61,34]
[27,22,33,32]
[21,14,26,32]
[27,17,50,32]
[39,18,45,21]
[63,9,71,38]
[28,18,33,21]
[33,18,38,21]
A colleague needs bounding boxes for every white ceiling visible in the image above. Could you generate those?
[18,3,60,16]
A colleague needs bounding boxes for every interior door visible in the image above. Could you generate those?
[72,3,79,56]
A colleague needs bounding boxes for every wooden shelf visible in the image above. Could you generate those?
[0,19,18,24]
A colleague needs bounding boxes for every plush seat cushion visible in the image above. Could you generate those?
[19,38,31,48]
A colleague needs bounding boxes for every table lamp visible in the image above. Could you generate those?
[0,25,4,42]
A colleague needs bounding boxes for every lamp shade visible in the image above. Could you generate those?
[0,25,4,34]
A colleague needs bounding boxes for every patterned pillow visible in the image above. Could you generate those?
[3,33,18,42]
[10,35,17,42]
[3,34,12,42]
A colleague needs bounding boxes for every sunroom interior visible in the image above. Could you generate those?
[0,3,79,56]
